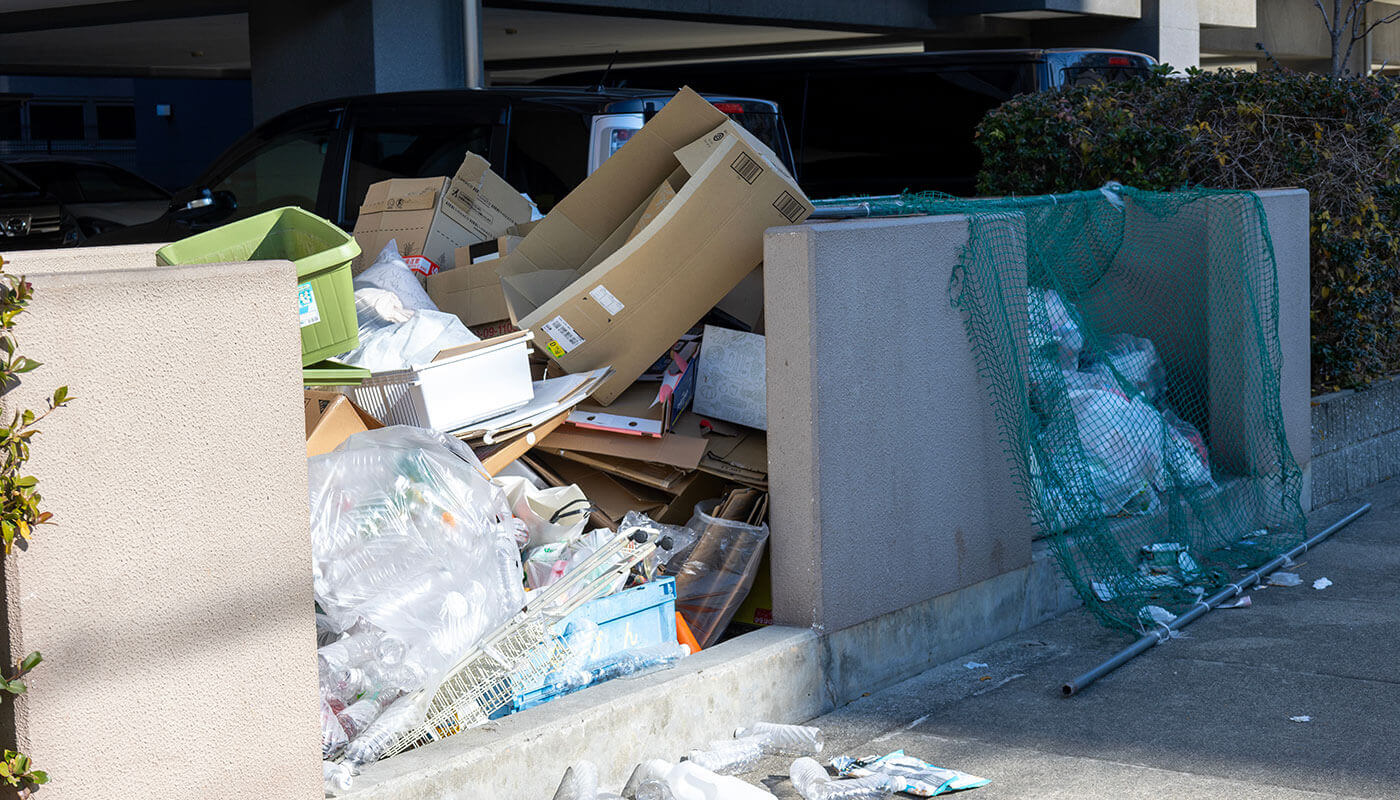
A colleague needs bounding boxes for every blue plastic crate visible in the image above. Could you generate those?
[510,577,677,712]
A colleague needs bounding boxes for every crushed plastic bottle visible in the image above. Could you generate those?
[790,757,898,800]
[660,761,776,800]
[734,721,824,757]
[321,698,348,759]
[623,760,675,799]
[552,760,600,800]
[322,760,354,794]
[687,737,764,775]
[335,690,400,740]
[343,694,423,767]
[636,780,678,800]
[552,642,690,695]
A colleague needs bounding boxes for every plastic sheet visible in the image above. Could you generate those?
[686,737,763,775]
[790,758,897,800]
[666,501,769,648]
[354,240,438,312]
[734,722,824,757]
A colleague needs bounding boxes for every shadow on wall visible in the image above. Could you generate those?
[134,78,253,191]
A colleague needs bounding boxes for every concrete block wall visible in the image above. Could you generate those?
[764,188,1313,636]
[0,245,320,799]
[1311,377,1400,507]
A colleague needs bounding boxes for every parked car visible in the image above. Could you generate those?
[0,161,80,251]
[542,48,1156,198]
[6,157,171,237]
[88,87,793,246]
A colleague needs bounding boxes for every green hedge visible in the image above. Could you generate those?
[976,70,1400,393]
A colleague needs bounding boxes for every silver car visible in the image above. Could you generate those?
[6,158,169,238]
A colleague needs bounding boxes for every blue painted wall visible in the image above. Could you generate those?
[133,78,252,190]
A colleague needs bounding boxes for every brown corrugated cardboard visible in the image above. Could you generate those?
[495,88,811,405]
[539,425,709,471]
[352,154,530,274]
[304,391,383,457]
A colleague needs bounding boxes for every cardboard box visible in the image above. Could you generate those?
[304,391,383,457]
[495,87,812,405]
[426,236,523,328]
[352,153,531,274]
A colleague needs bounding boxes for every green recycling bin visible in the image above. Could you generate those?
[155,207,361,366]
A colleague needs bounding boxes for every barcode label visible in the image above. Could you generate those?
[773,191,807,223]
[542,315,585,354]
[731,152,763,184]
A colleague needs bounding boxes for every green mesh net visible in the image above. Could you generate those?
[815,186,1306,633]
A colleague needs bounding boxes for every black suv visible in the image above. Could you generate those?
[0,162,80,251]
[90,87,792,246]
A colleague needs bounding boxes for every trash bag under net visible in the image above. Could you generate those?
[310,425,526,760]
[832,186,1306,633]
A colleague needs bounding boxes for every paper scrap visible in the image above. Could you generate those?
[1290,715,1312,723]
[964,662,988,670]
[1313,577,1333,590]
[1217,595,1252,609]
[1268,571,1302,587]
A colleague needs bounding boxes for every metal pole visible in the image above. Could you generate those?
[463,0,484,89]
[1062,502,1371,696]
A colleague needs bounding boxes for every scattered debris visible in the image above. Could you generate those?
[1313,577,1333,590]
[963,662,988,670]
[1267,571,1302,587]
[832,751,990,797]
[1217,595,1252,609]
[1290,715,1312,723]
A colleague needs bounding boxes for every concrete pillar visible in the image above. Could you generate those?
[248,0,467,123]
[0,245,319,798]
[764,214,1035,633]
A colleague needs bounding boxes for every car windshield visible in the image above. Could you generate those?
[0,164,38,195]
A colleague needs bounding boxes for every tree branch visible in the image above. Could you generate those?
[1315,0,1334,30]
[1355,8,1400,40]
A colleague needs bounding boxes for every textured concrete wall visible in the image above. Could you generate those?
[1258,189,1313,509]
[1311,378,1400,507]
[765,214,1035,633]
[0,246,319,798]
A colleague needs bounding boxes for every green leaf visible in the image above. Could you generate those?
[11,358,39,374]
[19,652,40,674]
[29,770,47,784]
[13,476,35,488]
[52,386,68,405]
[4,680,24,695]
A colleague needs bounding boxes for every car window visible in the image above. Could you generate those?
[74,165,168,202]
[10,163,81,202]
[0,164,37,194]
[344,123,494,227]
[504,105,587,213]
[210,125,333,217]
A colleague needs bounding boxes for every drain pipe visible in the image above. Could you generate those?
[463,0,484,89]
[1062,502,1372,696]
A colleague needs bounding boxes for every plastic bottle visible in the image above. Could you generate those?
[663,761,776,800]
[623,759,674,799]
[551,760,599,800]
[553,643,690,694]
[789,757,898,800]
[322,760,354,793]
[733,722,824,757]
[686,737,764,775]
[636,780,678,800]
[335,690,400,740]
[343,695,420,767]
[321,698,348,758]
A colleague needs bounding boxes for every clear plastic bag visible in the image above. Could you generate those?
[1028,288,1084,371]
[666,501,770,649]
[354,240,438,312]
[310,426,526,759]
[1092,333,1166,405]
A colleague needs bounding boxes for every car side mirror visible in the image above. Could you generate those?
[174,188,237,219]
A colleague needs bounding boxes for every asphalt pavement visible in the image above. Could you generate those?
[735,479,1400,799]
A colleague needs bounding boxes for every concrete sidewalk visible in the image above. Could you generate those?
[734,480,1400,799]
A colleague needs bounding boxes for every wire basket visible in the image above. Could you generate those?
[371,526,660,761]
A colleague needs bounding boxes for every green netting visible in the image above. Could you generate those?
[817,186,1307,634]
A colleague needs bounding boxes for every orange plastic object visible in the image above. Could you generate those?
[676,611,702,653]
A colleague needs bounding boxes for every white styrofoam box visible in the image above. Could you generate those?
[350,330,534,431]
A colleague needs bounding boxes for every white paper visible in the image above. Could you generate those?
[453,368,611,439]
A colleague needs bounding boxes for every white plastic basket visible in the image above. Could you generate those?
[347,331,534,431]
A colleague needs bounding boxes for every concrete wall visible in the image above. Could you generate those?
[764,214,1035,633]
[1310,378,1400,507]
[0,244,319,798]
[764,188,1312,635]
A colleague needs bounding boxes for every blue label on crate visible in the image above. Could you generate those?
[297,281,321,328]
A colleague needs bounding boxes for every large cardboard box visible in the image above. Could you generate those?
[426,235,523,329]
[352,153,531,274]
[495,87,812,404]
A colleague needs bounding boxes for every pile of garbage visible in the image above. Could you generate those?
[144,88,817,793]
[1026,287,1214,532]
[548,721,988,799]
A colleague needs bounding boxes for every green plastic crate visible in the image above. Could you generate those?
[302,360,370,387]
[155,207,361,366]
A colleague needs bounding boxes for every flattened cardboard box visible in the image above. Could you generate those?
[352,153,531,274]
[426,235,523,328]
[495,87,812,405]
